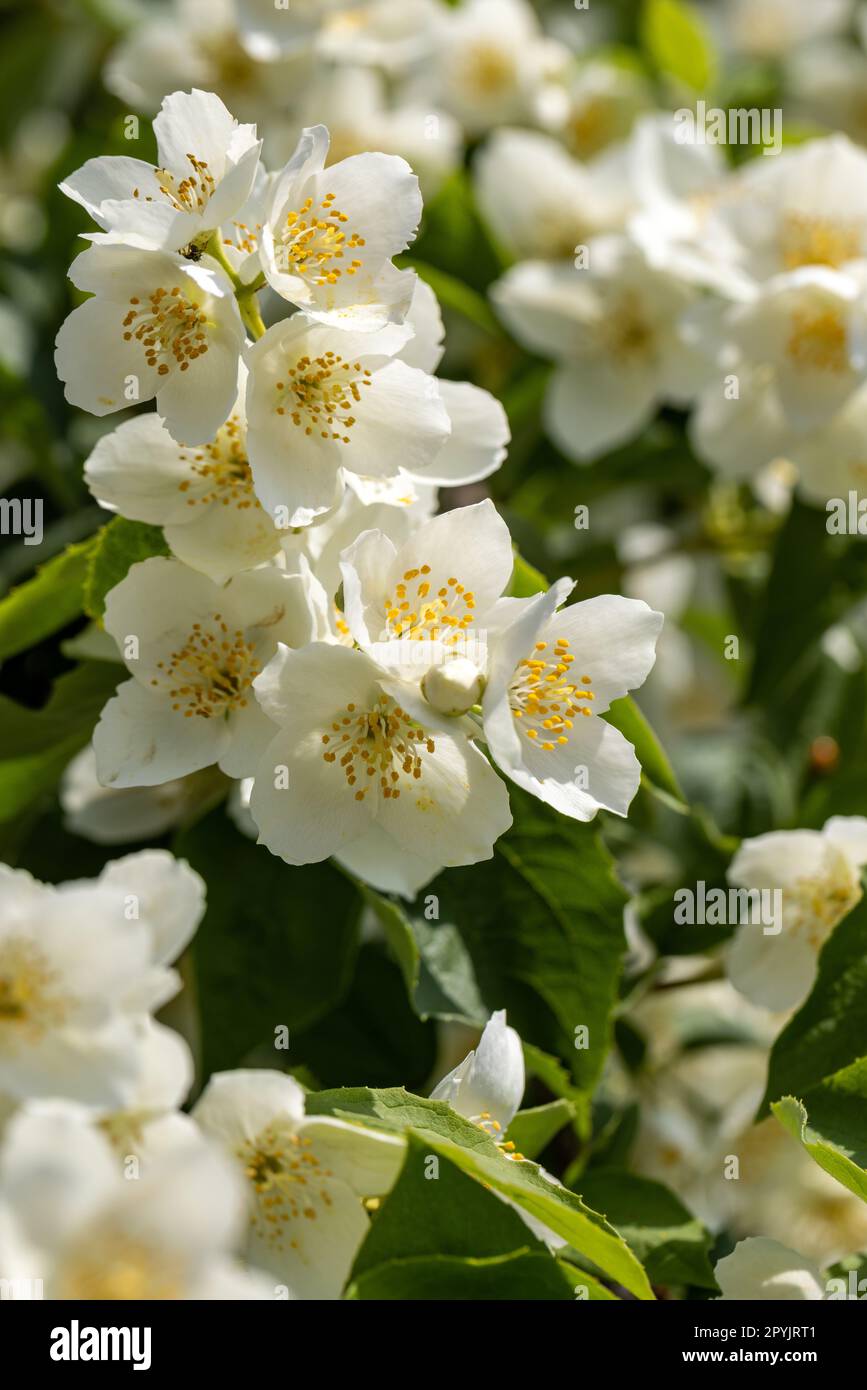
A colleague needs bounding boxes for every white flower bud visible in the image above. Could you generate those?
[422,657,485,716]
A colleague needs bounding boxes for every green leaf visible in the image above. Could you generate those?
[84,517,170,621]
[603,694,687,807]
[307,1087,654,1299]
[393,788,629,1126]
[773,1096,867,1205]
[761,896,867,1115]
[174,811,363,1078]
[0,537,97,662]
[640,0,715,90]
[348,1133,590,1300]
[0,662,121,825]
[508,548,549,598]
[279,944,437,1092]
[348,1249,587,1299]
[506,1099,575,1160]
[0,662,120,759]
[576,1170,718,1290]
[747,499,843,713]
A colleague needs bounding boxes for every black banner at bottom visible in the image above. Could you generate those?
[2,1295,861,1374]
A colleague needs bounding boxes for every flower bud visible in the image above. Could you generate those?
[422,657,485,716]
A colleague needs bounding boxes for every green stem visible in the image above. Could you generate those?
[238,294,267,341]
[205,235,267,341]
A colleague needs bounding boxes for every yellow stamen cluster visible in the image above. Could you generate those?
[0,937,66,1046]
[239,1126,336,1252]
[159,153,215,212]
[223,219,262,256]
[463,44,517,96]
[122,286,209,375]
[787,867,861,951]
[787,307,848,373]
[605,293,654,360]
[473,1111,525,1162]
[177,414,256,510]
[275,351,371,442]
[382,565,476,643]
[152,615,260,718]
[321,696,435,803]
[278,192,366,285]
[57,1241,182,1301]
[781,213,861,271]
[510,636,594,750]
[133,154,216,214]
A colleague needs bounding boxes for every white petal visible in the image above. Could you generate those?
[98,850,205,966]
[93,678,227,787]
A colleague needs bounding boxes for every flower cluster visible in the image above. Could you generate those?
[54,87,662,899]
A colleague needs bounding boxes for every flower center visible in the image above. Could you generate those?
[321,696,435,803]
[153,615,261,718]
[605,294,655,360]
[177,414,256,510]
[238,1125,337,1253]
[509,637,594,750]
[222,218,262,257]
[122,286,210,375]
[142,153,216,214]
[277,192,366,286]
[58,1239,182,1300]
[382,566,476,644]
[786,861,861,951]
[567,98,617,159]
[463,44,517,97]
[787,307,848,373]
[0,937,67,1048]
[781,213,861,271]
[470,1111,524,1161]
[274,352,372,442]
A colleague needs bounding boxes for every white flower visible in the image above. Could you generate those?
[84,367,282,583]
[60,89,261,256]
[294,65,460,198]
[432,0,568,136]
[234,0,349,61]
[93,557,318,787]
[430,1009,567,1249]
[726,816,867,1011]
[715,1237,825,1301]
[481,580,663,822]
[244,316,450,526]
[703,135,867,287]
[61,744,199,845]
[689,265,867,478]
[536,58,652,160]
[261,124,421,330]
[715,0,851,63]
[193,1069,405,1299]
[431,1009,525,1141]
[245,279,509,526]
[0,1102,270,1299]
[281,480,436,614]
[249,641,512,895]
[339,498,515,688]
[473,128,627,262]
[319,0,446,71]
[0,852,203,1108]
[55,243,245,444]
[788,382,867,504]
[103,0,307,126]
[493,236,704,462]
